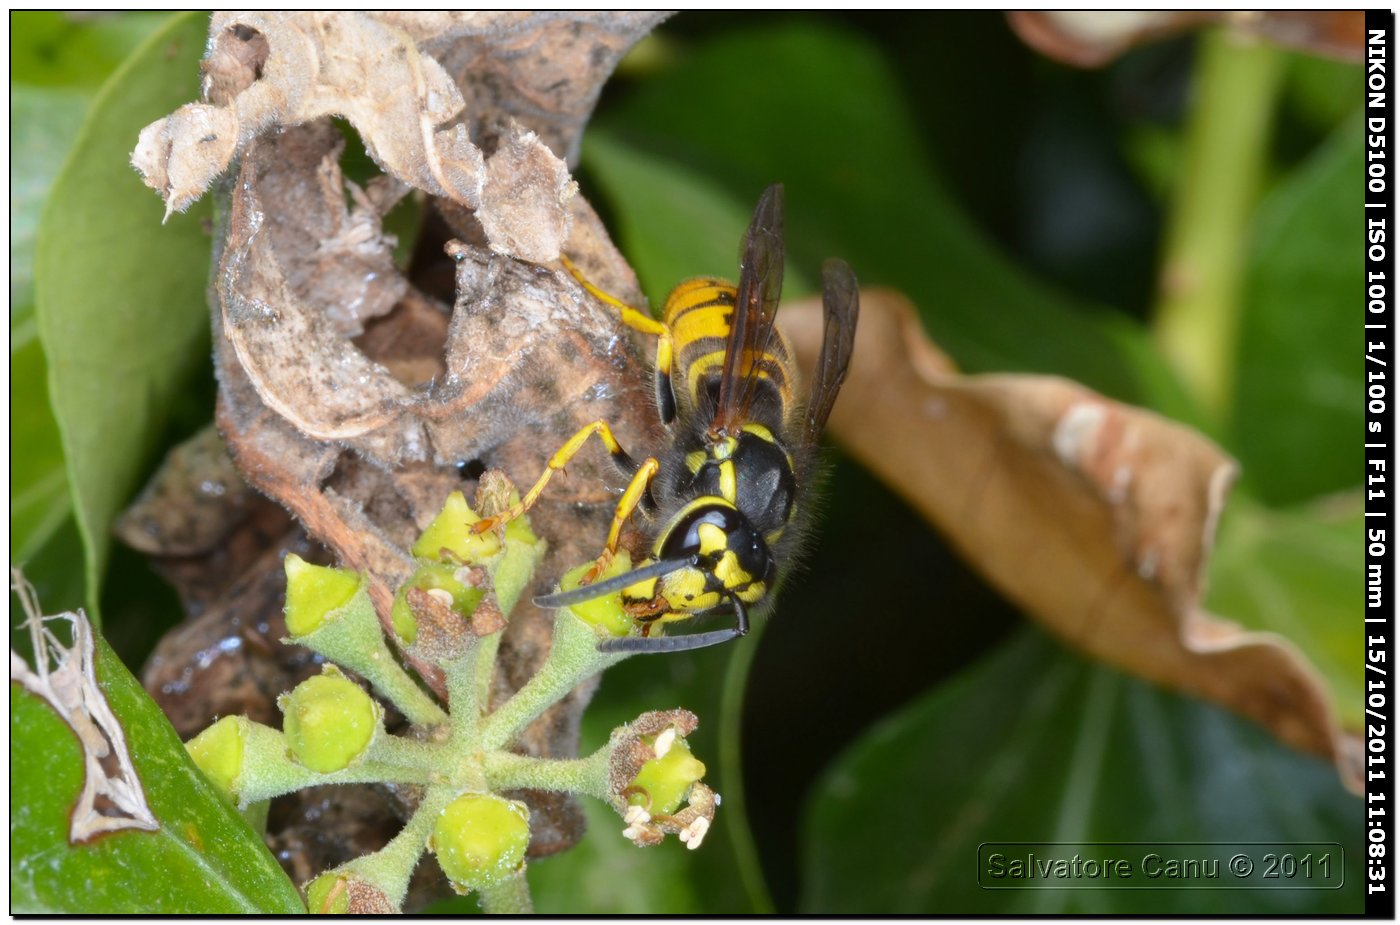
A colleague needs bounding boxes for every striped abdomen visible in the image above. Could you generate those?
[661,277,796,427]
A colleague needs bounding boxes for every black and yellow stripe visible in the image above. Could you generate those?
[661,278,796,421]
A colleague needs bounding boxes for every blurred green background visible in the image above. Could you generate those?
[11,11,1364,914]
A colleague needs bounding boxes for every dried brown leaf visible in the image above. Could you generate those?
[783,289,1362,792]
[1007,10,1364,67]
[132,11,662,260]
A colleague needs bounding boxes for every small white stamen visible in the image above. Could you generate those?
[622,825,642,840]
[623,805,650,825]
[426,588,454,607]
[683,817,710,850]
[653,727,677,758]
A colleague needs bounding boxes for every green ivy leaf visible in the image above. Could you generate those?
[34,11,214,617]
[801,629,1361,914]
[1229,118,1363,506]
[11,11,175,89]
[10,621,302,913]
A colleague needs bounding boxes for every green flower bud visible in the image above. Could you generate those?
[431,793,531,893]
[279,667,380,773]
[412,491,500,564]
[284,554,362,637]
[557,553,634,638]
[186,715,245,800]
[390,563,485,644]
[304,872,350,914]
[629,731,706,816]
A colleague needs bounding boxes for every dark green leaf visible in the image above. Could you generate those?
[10,623,302,913]
[1228,118,1363,506]
[35,11,214,617]
[11,11,175,89]
[801,629,1361,914]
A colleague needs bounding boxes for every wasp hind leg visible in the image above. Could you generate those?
[561,255,678,425]
[471,419,637,535]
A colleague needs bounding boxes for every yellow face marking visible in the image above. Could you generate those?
[714,550,750,589]
[659,568,720,614]
[685,450,706,474]
[713,437,738,460]
[696,522,727,557]
[738,581,766,603]
[623,576,658,601]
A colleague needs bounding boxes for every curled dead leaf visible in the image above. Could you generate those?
[783,288,1361,793]
[132,11,662,261]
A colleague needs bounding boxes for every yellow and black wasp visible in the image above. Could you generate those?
[472,183,859,653]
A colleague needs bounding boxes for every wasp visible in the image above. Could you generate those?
[472,184,859,653]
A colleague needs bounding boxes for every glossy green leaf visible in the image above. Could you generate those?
[11,11,175,89]
[1228,118,1363,506]
[1206,497,1364,731]
[801,629,1361,914]
[10,627,302,913]
[586,22,1192,418]
[12,85,87,563]
[35,11,214,617]
[13,14,173,575]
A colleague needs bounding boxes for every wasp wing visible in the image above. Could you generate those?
[711,183,785,434]
[803,258,860,443]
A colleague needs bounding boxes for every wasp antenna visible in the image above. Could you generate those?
[598,591,751,655]
[533,556,698,609]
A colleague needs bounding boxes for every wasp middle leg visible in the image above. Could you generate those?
[471,419,638,535]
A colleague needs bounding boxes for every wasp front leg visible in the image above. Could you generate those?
[561,255,677,424]
[583,456,661,583]
[471,419,637,535]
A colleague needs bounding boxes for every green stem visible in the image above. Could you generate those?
[479,612,627,751]
[718,624,776,914]
[478,868,534,914]
[1153,27,1282,423]
[235,722,437,805]
[291,587,449,728]
[358,655,449,729]
[348,784,455,908]
[443,646,485,744]
[483,746,612,800]
[366,732,452,776]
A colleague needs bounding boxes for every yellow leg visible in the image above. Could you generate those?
[584,457,661,582]
[471,419,633,535]
[561,254,675,381]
